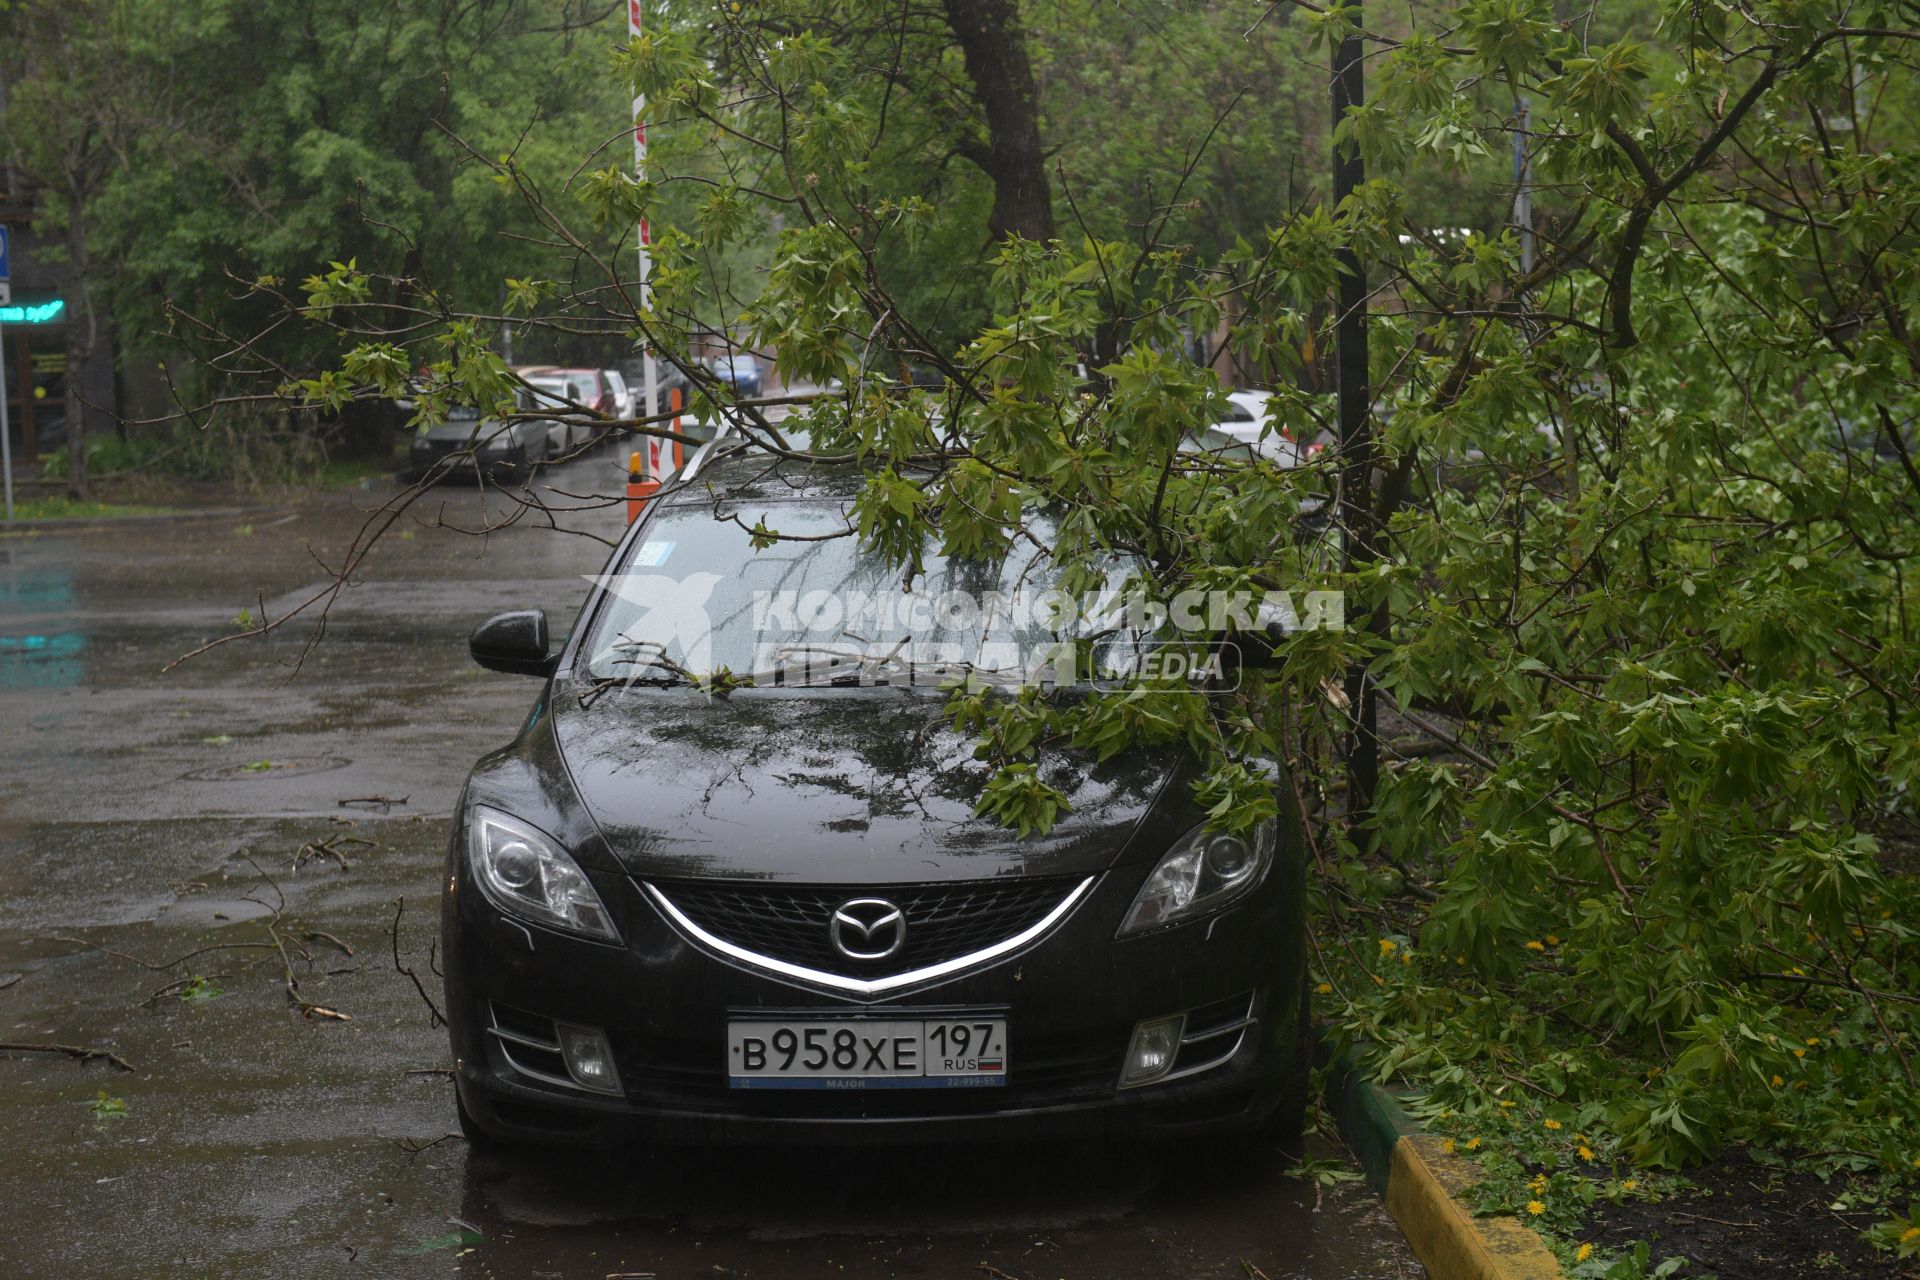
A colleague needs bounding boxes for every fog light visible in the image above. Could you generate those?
[555,1023,622,1095]
[1119,1013,1186,1089]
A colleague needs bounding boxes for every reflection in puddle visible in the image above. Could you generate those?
[438,1136,1418,1280]
[0,555,85,690]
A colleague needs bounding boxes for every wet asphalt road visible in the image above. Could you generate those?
[0,450,1424,1279]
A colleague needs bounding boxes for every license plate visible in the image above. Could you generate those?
[727,1017,1008,1089]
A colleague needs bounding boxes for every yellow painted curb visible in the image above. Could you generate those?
[1384,1134,1566,1280]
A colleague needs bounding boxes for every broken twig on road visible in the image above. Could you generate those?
[391,896,447,1028]
[0,1042,136,1073]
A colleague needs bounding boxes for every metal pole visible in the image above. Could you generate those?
[1332,25,1378,838]
[628,0,660,473]
[0,322,13,521]
[1513,97,1535,275]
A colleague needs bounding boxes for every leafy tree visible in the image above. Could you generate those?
[1,0,146,497]
[197,0,1920,1223]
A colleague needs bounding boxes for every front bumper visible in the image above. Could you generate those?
[442,846,1306,1147]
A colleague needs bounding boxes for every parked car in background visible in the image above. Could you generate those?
[518,366,618,451]
[1212,390,1326,468]
[604,370,634,422]
[706,353,763,396]
[445,440,1311,1151]
[617,359,696,415]
[409,407,549,483]
[517,368,589,454]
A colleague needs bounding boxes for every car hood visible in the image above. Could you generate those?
[545,688,1186,884]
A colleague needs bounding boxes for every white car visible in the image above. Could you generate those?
[519,374,585,453]
[603,369,635,421]
[1212,389,1325,468]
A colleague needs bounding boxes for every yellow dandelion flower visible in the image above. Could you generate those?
[1578,1145,1595,1162]
[1903,1226,1920,1245]
[1400,951,1412,964]
[1466,1136,1482,1150]
[1499,1100,1517,1109]
[1805,1037,1820,1047]
[1526,1200,1545,1216]
[1623,1179,1638,1191]
[1528,1177,1548,1195]
[1771,1074,1784,1087]
[1455,955,1467,965]
[1545,934,1560,947]
[1525,940,1546,952]
[1443,1138,1457,1154]
[1576,1243,1593,1261]
[1316,982,1333,995]
[1544,1118,1563,1130]
[1378,939,1397,956]
[1793,1049,1806,1058]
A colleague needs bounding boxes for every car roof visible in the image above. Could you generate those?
[517,365,601,378]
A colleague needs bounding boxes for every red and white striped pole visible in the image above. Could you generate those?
[628,0,661,477]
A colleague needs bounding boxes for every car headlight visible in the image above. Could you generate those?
[467,806,619,942]
[1118,819,1276,936]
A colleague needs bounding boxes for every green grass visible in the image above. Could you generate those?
[3,496,173,522]
[316,457,395,489]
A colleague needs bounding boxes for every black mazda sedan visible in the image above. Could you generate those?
[442,442,1310,1148]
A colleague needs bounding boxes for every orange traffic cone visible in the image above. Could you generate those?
[626,451,660,525]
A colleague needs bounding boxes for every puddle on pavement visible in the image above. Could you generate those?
[446,1134,1423,1279]
[179,756,354,782]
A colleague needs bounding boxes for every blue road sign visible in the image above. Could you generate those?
[0,225,10,282]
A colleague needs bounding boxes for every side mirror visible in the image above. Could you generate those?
[470,610,555,677]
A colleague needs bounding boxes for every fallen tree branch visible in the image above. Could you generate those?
[0,1041,136,1073]
[391,897,447,1029]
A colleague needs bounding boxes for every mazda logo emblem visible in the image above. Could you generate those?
[830,898,906,961]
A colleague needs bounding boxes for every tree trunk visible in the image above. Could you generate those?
[941,0,1054,244]
[63,196,93,502]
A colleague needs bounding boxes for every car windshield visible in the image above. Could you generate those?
[579,500,1145,687]
[524,377,570,407]
[565,374,599,400]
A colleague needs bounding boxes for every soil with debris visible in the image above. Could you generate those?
[1582,1149,1920,1279]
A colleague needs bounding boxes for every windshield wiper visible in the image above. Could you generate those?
[746,643,1017,689]
[578,640,697,706]
[896,658,1018,686]
[746,643,907,688]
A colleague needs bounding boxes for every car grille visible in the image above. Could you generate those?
[645,876,1089,992]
